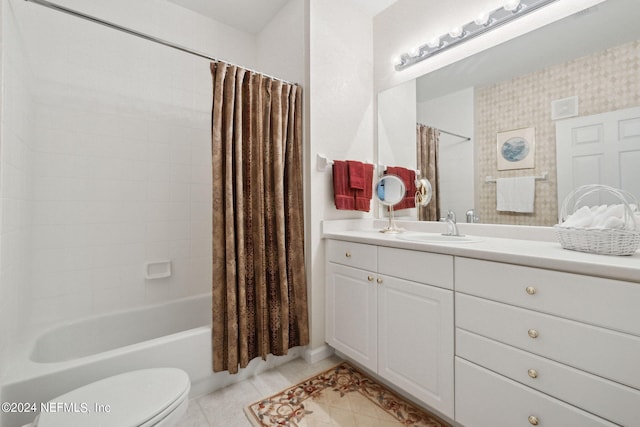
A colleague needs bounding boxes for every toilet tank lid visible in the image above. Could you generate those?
[35,368,190,427]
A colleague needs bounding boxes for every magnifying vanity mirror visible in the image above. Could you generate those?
[415,178,433,207]
[377,0,640,227]
[376,175,406,233]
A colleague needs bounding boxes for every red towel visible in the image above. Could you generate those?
[354,163,374,212]
[347,160,365,190]
[332,161,355,210]
[385,166,416,210]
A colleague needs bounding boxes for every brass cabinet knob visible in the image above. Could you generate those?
[526,286,536,295]
[345,252,352,258]
[528,329,539,339]
[528,415,539,425]
[377,278,383,284]
[367,276,374,282]
[528,369,538,379]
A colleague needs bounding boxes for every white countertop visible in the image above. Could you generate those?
[322,220,640,283]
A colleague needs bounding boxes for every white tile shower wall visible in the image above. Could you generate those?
[7,0,272,338]
[0,0,36,374]
[29,99,212,330]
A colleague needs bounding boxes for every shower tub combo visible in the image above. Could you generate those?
[1,295,302,427]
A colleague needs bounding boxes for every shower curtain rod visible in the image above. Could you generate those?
[418,123,471,141]
[438,129,471,141]
[439,129,471,141]
[23,0,296,86]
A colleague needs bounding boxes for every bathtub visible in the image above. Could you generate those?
[1,294,303,427]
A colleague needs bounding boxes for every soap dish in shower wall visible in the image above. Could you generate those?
[145,260,172,279]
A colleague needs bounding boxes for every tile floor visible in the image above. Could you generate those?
[177,355,343,427]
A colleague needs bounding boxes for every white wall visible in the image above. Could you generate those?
[308,0,376,349]
[378,79,416,169]
[0,0,3,388]
[257,0,305,85]
[418,87,474,221]
[0,0,36,379]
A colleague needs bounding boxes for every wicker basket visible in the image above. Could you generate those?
[554,185,640,256]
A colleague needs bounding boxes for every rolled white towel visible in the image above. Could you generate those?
[607,204,625,219]
[561,205,593,228]
[601,216,625,229]
[592,204,623,228]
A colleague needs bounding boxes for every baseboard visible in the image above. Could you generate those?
[303,344,334,364]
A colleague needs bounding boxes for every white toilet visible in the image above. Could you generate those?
[26,368,190,427]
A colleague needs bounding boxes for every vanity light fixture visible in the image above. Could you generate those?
[395,0,559,71]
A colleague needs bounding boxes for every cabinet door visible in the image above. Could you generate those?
[325,262,377,371]
[378,275,454,418]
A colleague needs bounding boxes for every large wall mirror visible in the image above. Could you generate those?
[377,0,640,226]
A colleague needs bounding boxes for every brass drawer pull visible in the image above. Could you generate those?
[367,276,374,282]
[377,278,383,284]
[528,415,539,425]
[526,286,536,295]
[345,252,352,258]
[528,369,538,379]
[528,329,539,339]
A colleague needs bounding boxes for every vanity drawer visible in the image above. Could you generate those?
[326,239,377,271]
[457,328,640,426]
[455,257,640,337]
[378,247,453,290]
[456,293,640,390]
[455,357,615,427]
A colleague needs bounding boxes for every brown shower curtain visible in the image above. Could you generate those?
[417,124,440,221]
[210,62,309,374]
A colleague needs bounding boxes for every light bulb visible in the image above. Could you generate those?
[393,56,404,66]
[474,12,490,26]
[449,26,463,38]
[427,36,441,49]
[504,0,521,12]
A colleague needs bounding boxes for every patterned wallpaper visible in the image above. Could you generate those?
[475,40,640,226]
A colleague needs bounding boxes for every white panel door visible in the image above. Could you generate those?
[325,262,378,371]
[556,106,640,221]
[378,275,454,418]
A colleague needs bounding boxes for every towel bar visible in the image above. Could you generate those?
[485,172,548,183]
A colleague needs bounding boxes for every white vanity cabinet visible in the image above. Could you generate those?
[325,240,378,371]
[325,239,455,418]
[454,257,640,427]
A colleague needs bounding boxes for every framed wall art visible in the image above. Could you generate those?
[496,127,535,170]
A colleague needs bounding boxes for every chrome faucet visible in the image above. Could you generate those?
[466,208,480,223]
[441,210,461,236]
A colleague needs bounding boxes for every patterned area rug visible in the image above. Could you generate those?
[245,362,451,426]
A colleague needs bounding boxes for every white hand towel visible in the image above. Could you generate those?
[496,176,536,213]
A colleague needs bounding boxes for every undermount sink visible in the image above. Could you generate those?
[397,232,482,244]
